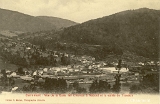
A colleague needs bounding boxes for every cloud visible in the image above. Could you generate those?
[0,0,160,23]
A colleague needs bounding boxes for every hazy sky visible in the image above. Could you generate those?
[0,0,160,23]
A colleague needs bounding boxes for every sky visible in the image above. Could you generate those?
[0,0,160,23]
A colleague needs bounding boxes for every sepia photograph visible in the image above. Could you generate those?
[0,0,159,104]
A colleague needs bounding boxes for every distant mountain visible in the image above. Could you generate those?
[0,8,77,34]
[0,8,56,32]
[37,16,78,29]
[60,8,160,59]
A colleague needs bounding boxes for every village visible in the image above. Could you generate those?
[0,38,159,94]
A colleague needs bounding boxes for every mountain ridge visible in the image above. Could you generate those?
[0,8,77,33]
[59,8,160,59]
[37,16,78,29]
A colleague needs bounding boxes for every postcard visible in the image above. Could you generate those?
[0,0,159,104]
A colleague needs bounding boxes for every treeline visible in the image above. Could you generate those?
[0,49,71,67]
[130,74,159,93]
[0,38,71,67]
[43,78,67,93]
[89,80,111,93]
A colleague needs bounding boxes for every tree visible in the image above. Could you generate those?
[89,79,111,93]
[112,74,121,93]
[1,69,7,79]
[73,81,79,90]
[73,81,86,93]
[89,80,99,93]
[17,67,25,75]
[112,59,122,93]
[76,87,87,93]
[98,80,111,92]
[1,69,7,86]
[130,85,141,93]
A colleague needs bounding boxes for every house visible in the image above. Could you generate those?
[33,70,38,76]
[157,61,160,66]
[20,76,33,81]
[99,67,115,72]
[61,67,68,71]
[138,62,144,66]
[43,68,48,72]
[74,68,79,72]
[52,67,61,72]
[81,69,88,74]
[88,65,92,69]
[47,69,55,75]
[24,71,30,75]
[27,71,33,76]
[68,68,74,72]
[81,59,87,64]
[10,72,20,78]
[6,70,11,74]
[112,68,129,73]
[26,47,31,50]
[11,87,19,92]
[37,70,43,75]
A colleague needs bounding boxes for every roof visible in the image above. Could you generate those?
[20,76,33,81]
